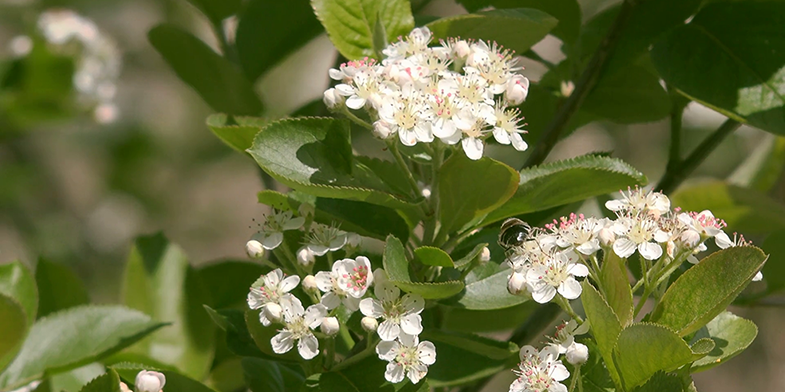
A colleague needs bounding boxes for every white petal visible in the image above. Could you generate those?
[335,84,354,96]
[360,298,384,318]
[377,319,401,341]
[653,229,671,243]
[549,362,570,382]
[753,271,763,282]
[283,217,305,230]
[613,238,637,258]
[304,304,328,328]
[510,133,528,151]
[385,362,406,383]
[715,232,732,249]
[432,119,457,138]
[605,199,625,211]
[321,292,341,310]
[407,363,428,384]
[297,334,320,360]
[271,331,294,354]
[258,311,271,326]
[532,285,557,304]
[461,137,484,160]
[402,294,425,314]
[493,127,511,145]
[341,296,361,312]
[558,277,582,300]
[261,232,284,250]
[399,129,418,146]
[567,263,589,277]
[376,340,398,361]
[639,242,663,260]
[400,314,423,335]
[509,378,525,392]
[314,271,334,292]
[576,240,600,255]
[308,244,330,256]
[377,281,401,303]
[279,275,300,292]
[346,96,366,110]
[265,269,283,287]
[418,341,437,365]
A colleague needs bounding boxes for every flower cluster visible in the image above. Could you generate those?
[245,210,435,384]
[324,27,530,160]
[506,187,760,304]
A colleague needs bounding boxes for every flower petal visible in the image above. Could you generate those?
[532,285,557,304]
[639,242,663,260]
[461,137,484,160]
[407,363,428,384]
[377,319,401,341]
[279,275,300,293]
[376,340,398,361]
[271,331,294,354]
[261,232,284,250]
[314,271,334,292]
[297,334,319,360]
[385,362,405,384]
[359,298,384,318]
[402,294,425,314]
[321,292,341,310]
[418,341,437,365]
[558,277,582,300]
[613,238,636,258]
[400,314,423,335]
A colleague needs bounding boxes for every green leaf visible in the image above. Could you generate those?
[34,259,89,318]
[456,0,580,44]
[186,0,241,25]
[443,269,528,310]
[415,247,454,267]
[581,281,622,389]
[203,307,266,359]
[235,0,323,81]
[579,64,670,124]
[651,1,785,134]
[670,180,785,234]
[689,338,715,360]
[242,357,304,392]
[579,339,616,392]
[438,154,519,235]
[382,236,464,299]
[690,311,758,373]
[629,371,685,392]
[762,229,785,294]
[315,198,411,242]
[600,253,634,327]
[0,260,37,326]
[613,323,694,390]
[245,309,302,363]
[483,154,647,225]
[0,305,165,391]
[311,0,414,60]
[426,8,557,56]
[248,117,417,210]
[206,113,265,153]
[315,355,429,391]
[198,261,267,309]
[148,24,263,116]
[121,233,215,379]
[77,369,121,392]
[0,294,26,374]
[114,363,218,392]
[420,330,517,360]
[441,302,537,332]
[650,246,768,337]
[425,332,514,387]
[49,363,106,392]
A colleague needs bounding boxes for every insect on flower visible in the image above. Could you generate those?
[498,218,533,251]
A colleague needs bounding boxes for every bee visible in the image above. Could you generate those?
[498,218,533,251]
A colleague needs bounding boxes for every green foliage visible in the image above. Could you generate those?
[613,323,694,390]
[311,0,414,60]
[650,246,767,336]
[242,357,304,392]
[114,363,218,392]
[34,259,89,318]
[206,113,265,153]
[761,229,785,294]
[77,369,122,392]
[148,25,263,116]
[414,247,454,267]
[690,311,758,373]
[0,296,26,375]
[197,261,267,309]
[456,0,580,45]
[186,0,242,26]
[652,1,785,134]
[444,269,527,310]
[0,306,165,391]
[121,233,215,379]
[581,281,622,388]
[600,253,634,327]
[383,236,464,299]
[0,261,37,326]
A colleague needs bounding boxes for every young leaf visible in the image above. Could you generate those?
[34,258,89,318]
[121,233,215,379]
[311,0,414,60]
[581,281,622,389]
[690,311,758,373]
[235,0,323,81]
[248,117,418,210]
[382,235,410,282]
[415,247,454,268]
[629,371,685,392]
[148,24,263,116]
[613,323,694,390]
[0,260,37,326]
[0,294,26,374]
[455,0,580,45]
[483,155,647,225]
[383,236,464,299]
[114,364,219,392]
[600,253,634,327]
[651,1,785,135]
[443,269,528,310]
[206,113,265,153]
[0,305,165,391]
[77,369,122,392]
[426,8,557,56]
[441,302,538,332]
[437,154,519,235]
[650,246,767,337]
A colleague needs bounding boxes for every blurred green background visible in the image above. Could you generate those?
[1,0,783,390]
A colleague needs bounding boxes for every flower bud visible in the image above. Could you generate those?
[560,80,575,97]
[598,228,615,247]
[453,39,471,58]
[680,229,700,247]
[263,303,283,323]
[321,316,340,336]
[504,74,529,105]
[347,233,362,248]
[323,88,343,109]
[480,246,491,263]
[135,370,166,392]
[303,275,318,292]
[297,247,316,266]
[361,316,378,332]
[566,342,589,365]
[373,121,393,139]
[507,272,527,295]
[246,240,265,259]
[753,271,763,282]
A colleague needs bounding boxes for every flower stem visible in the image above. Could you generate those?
[569,366,582,392]
[387,140,430,218]
[664,89,690,179]
[656,118,741,194]
[324,338,336,370]
[332,333,377,372]
[423,143,444,245]
[341,107,374,130]
[523,0,638,168]
[556,296,583,324]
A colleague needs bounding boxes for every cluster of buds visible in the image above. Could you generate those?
[506,187,761,304]
[324,27,530,160]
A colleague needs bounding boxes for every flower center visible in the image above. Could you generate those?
[395,345,420,368]
[342,266,369,293]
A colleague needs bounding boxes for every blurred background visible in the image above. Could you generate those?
[0,0,782,390]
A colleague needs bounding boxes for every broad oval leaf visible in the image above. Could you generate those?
[382,235,410,282]
[650,246,767,337]
[121,233,215,379]
[242,357,304,392]
[600,253,634,327]
[0,305,165,391]
[415,247,454,268]
[629,371,685,392]
[236,0,323,81]
[316,355,429,392]
[438,154,519,235]
[425,331,514,387]
[248,117,417,210]
[483,154,647,225]
[0,261,37,326]
[651,1,785,134]
[311,0,414,60]
[420,330,517,360]
[198,261,267,309]
[383,236,463,299]
[613,323,694,390]
[114,363,218,392]
[690,311,758,373]
[581,281,622,389]
[670,180,785,234]
[206,113,265,153]
[455,0,580,45]
[77,369,121,392]
[148,24,263,116]
[34,258,89,318]
[441,302,538,332]
[579,64,670,124]
[0,295,26,374]
[426,8,557,56]
[443,269,528,310]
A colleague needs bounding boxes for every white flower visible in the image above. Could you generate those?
[549,320,590,364]
[454,109,491,160]
[321,316,340,336]
[492,104,528,151]
[323,87,344,109]
[566,342,589,365]
[605,187,670,217]
[360,269,425,341]
[525,252,588,303]
[508,271,528,295]
[505,74,530,105]
[253,209,305,250]
[135,370,166,392]
[677,210,727,246]
[560,81,575,98]
[376,89,434,146]
[611,216,666,260]
[335,68,385,110]
[297,246,316,266]
[376,333,436,384]
[550,214,604,256]
[271,296,327,360]
[247,269,300,326]
[302,275,318,292]
[305,223,348,256]
[362,316,379,332]
[315,259,364,311]
[510,345,569,392]
[120,382,132,392]
[245,240,265,259]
